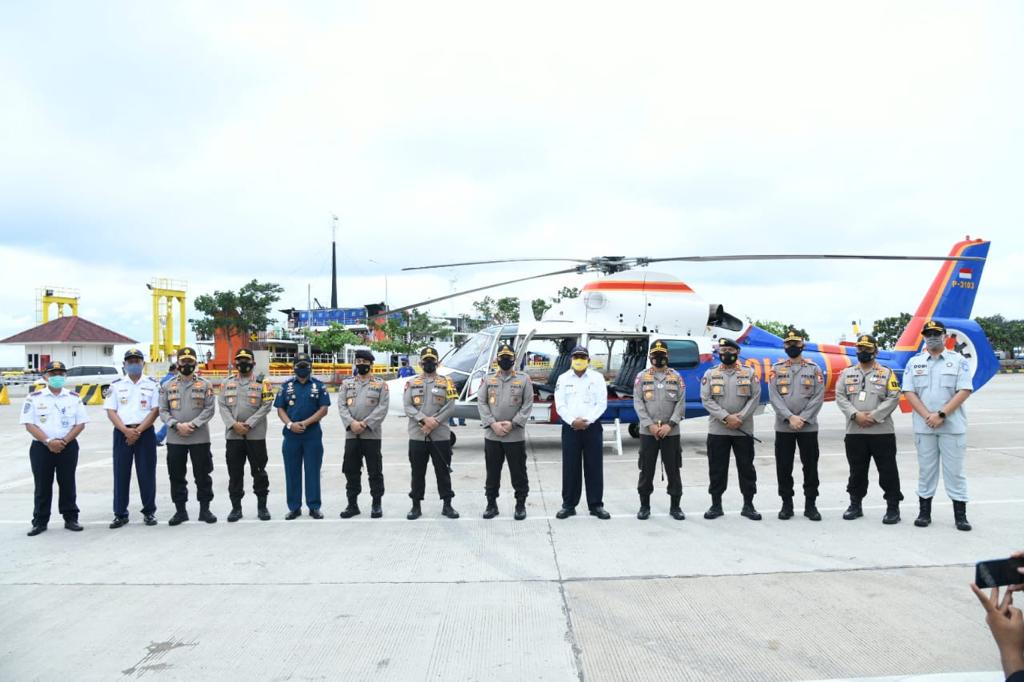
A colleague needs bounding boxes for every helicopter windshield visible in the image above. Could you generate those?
[443,327,500,375]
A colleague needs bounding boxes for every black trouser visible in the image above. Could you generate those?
[30,440,79,526]
[343,438,384,499]
[408,439,453,501]
[774,430,820,500]
[484,439,529,500]
[637,434,682,498]
[166,442,214,505]
[561,422,604,510]
[225,438,269,503]
[707,434,757,499]
[844,433,903,503]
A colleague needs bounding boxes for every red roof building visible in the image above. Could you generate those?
[1,317,138,370]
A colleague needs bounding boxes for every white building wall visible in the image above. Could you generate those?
[22,343,120,370]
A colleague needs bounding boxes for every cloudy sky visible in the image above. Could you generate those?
[1,1,1021,365]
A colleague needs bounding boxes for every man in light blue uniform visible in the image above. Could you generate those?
[274,353,330,519]
[902,319,974,531]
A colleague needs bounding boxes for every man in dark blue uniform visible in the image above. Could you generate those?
[274,353,330,519]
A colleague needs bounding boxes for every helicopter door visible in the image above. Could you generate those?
[463,330,503,403]
[514,329,536,371]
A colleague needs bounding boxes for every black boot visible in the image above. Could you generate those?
[168,503,189,526]
[227,502,243,523]
[199,503,217,524]
[27,523,47,537]
[704,496,724,519]
[740,498,762,521]
[442,499,460,519]
[514,499,527,521]
[842,497,863,520]
[257,496,271,521]
[882,501,900,525]
[953,500,972,531]
[64,516,84,532]
[339,495,361,519]
[778,496,794,520]
[803,497,821,521]
[370,496,383,519]
[482,496,499,519]
[669,495,685,521]
[637,494,651,520]
[914,497,932,527]
[407,500,422,520]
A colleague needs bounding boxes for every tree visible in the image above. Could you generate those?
[870,312,912,350]
[531,298,551,321]
[552,286,580,303]
[369,309,453,355]
[751,319,810,341]
[306,323,363,356]
[190,280,284,363]
[472,296,520,324]
[975,315,1024,358]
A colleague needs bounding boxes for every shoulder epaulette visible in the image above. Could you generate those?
[30,390,41,396]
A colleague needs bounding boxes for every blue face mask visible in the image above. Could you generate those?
[48,375,66,389]
[126,363,143,377]
[294,365,311,378]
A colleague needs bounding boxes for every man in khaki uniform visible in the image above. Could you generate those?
[219,348,274,522]
[632,339,686,521]
[337,349,390,519]
[477,343,534,521]
[835,334,904,524]
[767,330,825,521]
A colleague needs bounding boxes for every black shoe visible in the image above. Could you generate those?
[285,509,302,520]
[637,506,651,520]
[169,507,189,526]
[740,502,762,521]
[704,503,724,520]
[803,500,821,522]
[842,500,863,520]
[227,506,243,523]
[64,519,84,532]
[514,501,526,521]
[555,507,576,519]
[109,516,129,529]
[144,514,158,526]
[589,506,611,520]
[339,504,361,519]
[309,509,324,520]
[953,500,972,531]
[199,506,217,524]
[482,498,499,520]
[407,501,422,520]
[882,503,900,525]
[370,498,382,519]
[27,524,47,537]
[257,497,270,521]
[914,497,932,528]
[441,501,460,519]
[778,497,794,520]
[669,506,686,521]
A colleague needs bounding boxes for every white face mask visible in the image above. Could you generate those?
[924,336,945,350]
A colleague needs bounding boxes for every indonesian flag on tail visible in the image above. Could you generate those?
[958,268,973,280]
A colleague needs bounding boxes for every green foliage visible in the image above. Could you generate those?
[552,286,580,303]
[870,313,913,350]
[975,315,1024,358]
[306,323,363,354]
[189,280,284,360]
[752,319,810,341]
[531,298,551,321]
[472,296,520,324]
[370,309,452,355]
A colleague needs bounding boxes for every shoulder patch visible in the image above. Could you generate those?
[30,390,42,396]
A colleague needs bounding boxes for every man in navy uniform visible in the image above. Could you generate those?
[21,361,89,536]
[274,353,330,520]
[104,348,161,528]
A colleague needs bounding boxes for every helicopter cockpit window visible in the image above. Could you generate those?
[443,329,496,375]
[665,339,700,369]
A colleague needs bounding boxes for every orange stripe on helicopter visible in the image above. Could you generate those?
[894,240,975,351]
[582,280,694,293]
[817,343,852,400]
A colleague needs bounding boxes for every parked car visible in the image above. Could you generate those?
[33,365,123,397]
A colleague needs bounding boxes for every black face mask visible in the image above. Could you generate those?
[355,364,371,375]
[652,356,668,368]
[237,362,253,373]
[179,364,195,375]
[784,346,802,359]
[857,350,875,364]
[421,360,437,374]
[719,352,738,366]
[497,358,514,371]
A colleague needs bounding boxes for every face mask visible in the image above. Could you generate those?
[179,364,195,376]
[421,360,437,374]
[48,375,66,389]
[652,356,668,368]
[355,364,371,375]
[237,362,253,374]
[719,352,737,366]
[497,358,514,371]
[856,351,874,364]
[126,363,143,377]
[294,365,311,378]
[571,358,589,372]
[924,336,944,350]
[784,346,802,359]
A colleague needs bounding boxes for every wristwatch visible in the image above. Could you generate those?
[937,410,947,419]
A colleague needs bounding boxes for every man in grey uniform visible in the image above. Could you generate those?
[835,334,903,524]
[767,330,825,521]
[337,349,390,519]
[633,339,686,520]
[219,348,274,522]
[699,337,762,521]
[403,346,459,520]
[477,343,534,521]
[902,319,975,531]
[159,347,218,525]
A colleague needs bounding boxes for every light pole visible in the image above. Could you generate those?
[368,259,389,311]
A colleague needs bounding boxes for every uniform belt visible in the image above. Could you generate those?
[124,424,141,428]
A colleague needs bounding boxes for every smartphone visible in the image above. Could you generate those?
[975,557,1024,588]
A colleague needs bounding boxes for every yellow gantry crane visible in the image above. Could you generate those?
[36,287,80,323]
[147,278,188,362]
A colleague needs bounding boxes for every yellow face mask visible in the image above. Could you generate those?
[571,358,589,372]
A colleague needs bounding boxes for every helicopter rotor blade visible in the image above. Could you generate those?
[402,257,590,272]
[643,253,985,264]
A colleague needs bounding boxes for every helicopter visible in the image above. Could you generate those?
[382,238,997,450]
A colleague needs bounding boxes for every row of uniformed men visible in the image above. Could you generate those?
[21,319,973,536]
